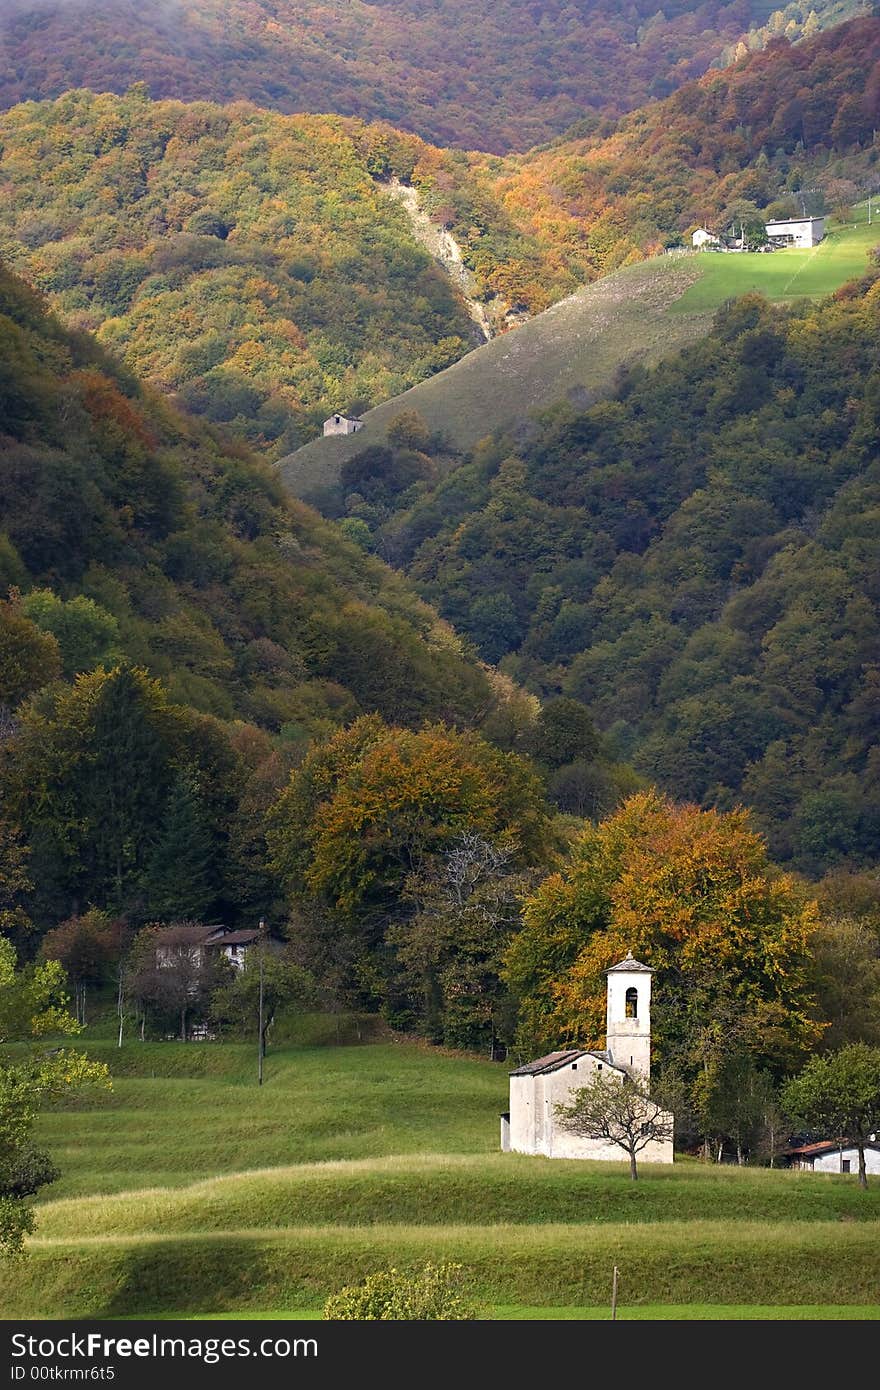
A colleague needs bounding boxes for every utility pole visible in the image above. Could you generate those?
[257,916,266,1086]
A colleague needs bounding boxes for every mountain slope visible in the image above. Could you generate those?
[280,257,711,499]
[0,0,864,154]
[0,261,494,735]
[0,91,485,458]
[309,270,880,871]
[279,217,879,499]
[481,17,880,285]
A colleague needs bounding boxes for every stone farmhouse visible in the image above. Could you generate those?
[501,952,674,1164]
[323,413,364,437]
[154,923,261,972]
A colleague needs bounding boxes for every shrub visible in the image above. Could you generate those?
[322,1263,475,1320]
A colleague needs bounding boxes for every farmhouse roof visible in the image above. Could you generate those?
[154,923,221,946]
[606,951,653,974]
[205,928,261,946]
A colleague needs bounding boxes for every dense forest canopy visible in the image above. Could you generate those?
[326,270,880,874]
[0,260,499,737]
[0,0,867,154]
[0,91,496,457]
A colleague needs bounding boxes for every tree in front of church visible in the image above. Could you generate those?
[555,1070,673,1180]
[782,1044,880,1190]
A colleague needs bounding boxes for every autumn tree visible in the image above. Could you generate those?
[210,941,313,1063]
[505,790,824,1078]
[20,590,120,680]
[0,600,60,709]
[388,833,532,1047]
[555,1071,674,1180]
[783,1044,880,1189]
[267,716,551,1029]
[39,909,123,1025]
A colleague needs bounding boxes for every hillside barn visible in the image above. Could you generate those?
[765,215,826,248]
[501,953,674,1164]
[323,413,364,437]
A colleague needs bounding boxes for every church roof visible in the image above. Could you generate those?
[509,1048,614,1077]
[606,951,653,974]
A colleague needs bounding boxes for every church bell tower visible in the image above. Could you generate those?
[605,952,653,1080]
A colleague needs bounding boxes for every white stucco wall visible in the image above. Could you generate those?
[810,1146,880,1174]
[509,1054,674,1165]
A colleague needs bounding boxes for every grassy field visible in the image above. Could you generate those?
[279,218,880,500]
[673,220,880,311]
[4,1037,880,1320]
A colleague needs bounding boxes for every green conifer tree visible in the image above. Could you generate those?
[143,771,217,923]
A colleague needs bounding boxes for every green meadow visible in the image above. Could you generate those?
[673,219,880,311]
[5,1036,880,1320]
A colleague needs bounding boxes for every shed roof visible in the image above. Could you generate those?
[765,216,825,226]
[784,1139,880,1157]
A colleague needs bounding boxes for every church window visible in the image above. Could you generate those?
[625,987,638,1019]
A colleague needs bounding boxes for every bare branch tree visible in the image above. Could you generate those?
[556,1071,673,1180]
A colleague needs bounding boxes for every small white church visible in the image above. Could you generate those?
[501,952,674,1164]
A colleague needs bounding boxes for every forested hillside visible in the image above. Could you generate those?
[0,260,545,923]
[0,90,515,457]
[0,0,864,153]
[329,270,880,873]
[0,262,495,732]
[4,23,879,461]
[480,17,880,286]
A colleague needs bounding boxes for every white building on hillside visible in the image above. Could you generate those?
[323,413,364,437]
[501,952,674,1164]
[765,215,826,248]
[692,227,721,249]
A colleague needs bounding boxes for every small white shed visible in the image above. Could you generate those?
[784,1140,880,1174]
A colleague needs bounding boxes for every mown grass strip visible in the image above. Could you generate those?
[6,1221,880,1319]
[33,1153,880,1237]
